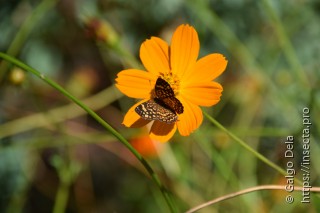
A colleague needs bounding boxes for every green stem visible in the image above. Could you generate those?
[52,154,81,213]
[53,180,71,213]
[204,111,304,186]
[0,0,59,82]
[203,111,286,177]
[0,52,177,213]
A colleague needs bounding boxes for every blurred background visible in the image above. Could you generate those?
[0,0,319,212]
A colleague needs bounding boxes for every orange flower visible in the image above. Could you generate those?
[130,133,162,158]
[116,24,227,142]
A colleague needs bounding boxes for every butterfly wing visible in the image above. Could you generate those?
[154,78,184,114]
[155,78,175,98]
[135,100,178,124]
[161,97,184,114]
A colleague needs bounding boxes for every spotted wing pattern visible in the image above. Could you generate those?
[135,77,183,124]
[154,78,175,98]
[135,100,178,124]
[154,78,184,114]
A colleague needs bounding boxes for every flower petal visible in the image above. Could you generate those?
[116,69,156,99]
[176,97,203,136]
[149,121,177,142]
[123,99,151,128]
[181,81,223,106]
[183,54,228,84]
[170,24,199,79]
[130,133,159,158]
[140,37,170,76]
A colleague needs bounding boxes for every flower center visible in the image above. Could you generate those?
[159,72,180,95]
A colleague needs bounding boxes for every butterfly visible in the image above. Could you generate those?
[135,77,184,124]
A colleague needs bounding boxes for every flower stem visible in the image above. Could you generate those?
[186,185,320,213]
[53,180,70,213]
[51,155,81,213]
[203,111,287,177]
[0,52,177,213]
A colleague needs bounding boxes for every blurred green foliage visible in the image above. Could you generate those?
[0,0,319,212]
